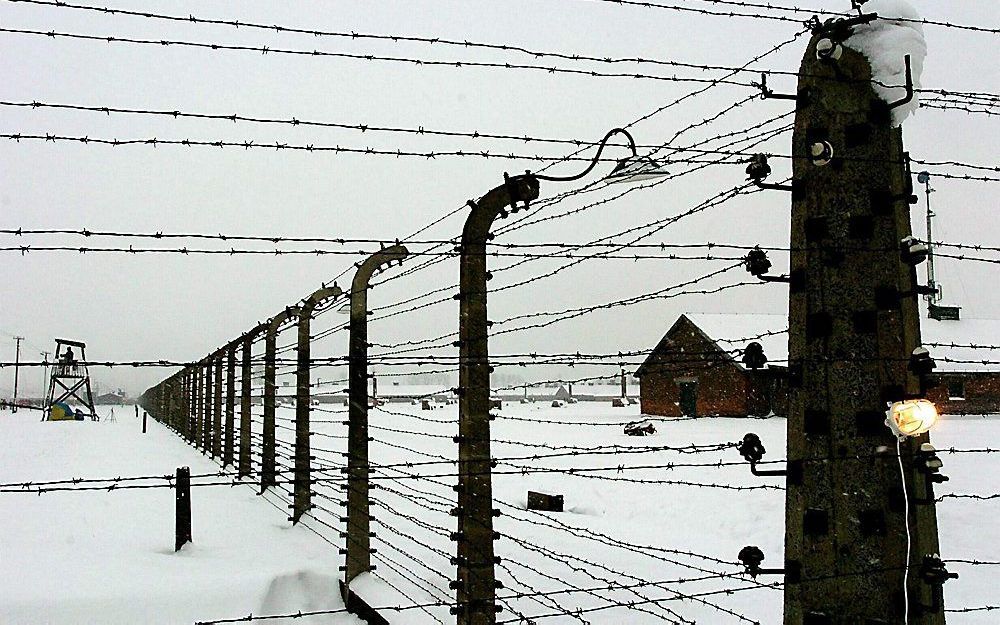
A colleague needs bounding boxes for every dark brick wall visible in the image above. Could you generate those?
[927,372,1000,415]
[638,317,751,417]
[639,316,791,418]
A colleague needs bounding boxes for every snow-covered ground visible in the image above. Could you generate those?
[1,404,996,624]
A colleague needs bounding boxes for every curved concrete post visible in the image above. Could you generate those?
[262,306,299,492]
[240,324,266,478]
[202,357,213,451]
[343,244,408,588]
[224,344,237,467]
[213,350,224,459]
[290,284,345,524]
[192,364,202,446]
[455,176,538,625]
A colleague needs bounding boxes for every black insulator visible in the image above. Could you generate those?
[745,247,773,277]
[738,433,766,464]
[745,154,772,181]
[743,342,768,370]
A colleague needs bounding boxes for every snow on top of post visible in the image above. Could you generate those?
[845,0,927,126]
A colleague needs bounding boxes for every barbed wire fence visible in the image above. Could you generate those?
[2,0,999,624]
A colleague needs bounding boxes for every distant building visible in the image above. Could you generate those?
[636,314,787,418]
[637,312,1000,418]
[95,391,128,405]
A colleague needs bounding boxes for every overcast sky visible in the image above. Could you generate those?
[1,0,997,397]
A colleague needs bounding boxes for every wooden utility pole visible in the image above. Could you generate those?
[782,28,946,624]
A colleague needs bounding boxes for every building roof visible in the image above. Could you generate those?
[660,312,1000,373]
[635,314,743,377]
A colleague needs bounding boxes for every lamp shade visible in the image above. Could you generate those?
[606,156,670,184]
[886,399,939,438]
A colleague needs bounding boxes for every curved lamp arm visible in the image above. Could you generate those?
[532,127,638,183]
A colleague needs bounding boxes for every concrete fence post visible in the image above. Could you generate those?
[291,284,343,524]
[224,346,236,467]
[262,307,298,492]
[213,353,223,459]
[342,245,408,590]
[453,177,538,625]
[239,329,262,477]
[781,29,945,624]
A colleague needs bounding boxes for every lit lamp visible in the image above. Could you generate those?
[886,399,939,439]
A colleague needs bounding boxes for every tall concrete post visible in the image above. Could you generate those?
[263,307,298,492]
[782,28,945,624]
[202,358,213,451]
[342,246,408,591]
[292,284,344,524]
[180,371,190,440]
[193,365,202,446]
[213,352,223,459]
[224,345,236,467]
[239,328,262,477]
[454,177,539,625]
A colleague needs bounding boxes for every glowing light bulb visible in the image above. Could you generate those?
[886,400,939,439]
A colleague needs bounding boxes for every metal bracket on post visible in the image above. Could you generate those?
[292,283,344,525]
[453,173,539,625]
[892,151,919,205]
[887,55,914,111]
[757,73,800,102]
[737,433,788,477]
[744,247,791,284]
[738,546,789,579]
[745,154,795,192]
[262,307,299,493]
[343,245,408,589]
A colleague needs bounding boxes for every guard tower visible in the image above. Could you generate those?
[45,339,96,420]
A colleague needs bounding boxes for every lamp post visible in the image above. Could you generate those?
[452,128,667,625]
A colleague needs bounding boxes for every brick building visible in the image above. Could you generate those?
[638,312,1000,418]
[636,314,788,418]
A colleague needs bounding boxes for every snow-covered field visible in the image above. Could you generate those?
[1,404,996,624]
